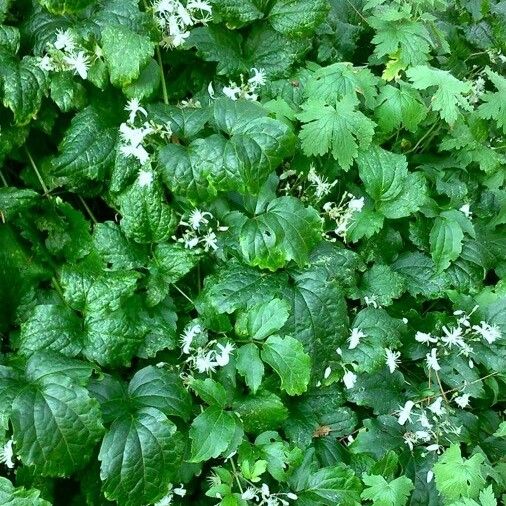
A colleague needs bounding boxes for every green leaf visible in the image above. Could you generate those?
[123,59,160,100]
[0,25,19,53]
[0,477,51,505]
[407,65,472,125]
[118,174,175,244]
[361,474,414,506]
[298,95,376,169]
[392,252,449,298]
[18,304,82,357]
[235,298,290,340]
[98,407,178,506]
[430,214,465,272]
[101,25,154,87]
[49,71,86,112]
[375,81,427,133]
[236,343,265,394]
[51,104,118,190]
[233,391,288,433]
[493,421,506,438]
[357,146,426,219]
[9,352,104,476]
[433,444,486,502]
[268,0,329,37]
[37,0,94,14]
[190,378,228,408]
[128,366,192,421]
[210,0,263,28]
[0,54,48,125]
[261,335,311,395]
[478,68,506,134]
[238,196,322,270]
[189,406,242,462]
[359,264,405,306]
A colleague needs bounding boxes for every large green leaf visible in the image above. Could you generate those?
[0,477,51,506]
[268,0,329,37]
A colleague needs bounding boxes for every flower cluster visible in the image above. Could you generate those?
[153,0,212,48]
[179,322,235,374]
[415,306,501,373]
[322,192,365,240]
[119,98,172,167]
[218,68,267,102]
[37,29,91,79]
[153,483,187,506]
[174,208,228,252]
[241,483,298,506]
[0,439,14,469]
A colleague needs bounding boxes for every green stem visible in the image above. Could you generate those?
[173,284,194,304]
[229,458,244,495]
[156,45,169,105]
[405,122,438,154]
[78,195,98,225]
[0,169,8,187]
[25,148,49,195]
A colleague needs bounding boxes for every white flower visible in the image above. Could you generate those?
[154,492,173,506]
[0,439,14,469]
[64,51,89,79]
[222,84,241,100]
[403,432,417,451]
[348,327,365,350]
[195,350,218,373]
[416,430,431,442]
[441,326,465,348]
[125,98,148,124]
[385,348,401,373]
[248,67,267,88]
[455,393,470,408]
[54,29,75,52]
[173,484,186,497]
[261,483,270,498]
[307,165,336,199]
[180,323,202,354]
[364,295,379,308]
[348,197,365,212]
[415,331,437,344]
[182,231,199,249]
[154,0,176,14]
[121,144,150,164]
[472,321,501,344]
[120,123,147,147]
[342,370,357,389]
[215,342,234,367]
[428,397,444,416]
[398,400,415,425]
[324,366,332,379]
[426,348,441,371]
[201,230,218,251]
[426,470,434,483]
[176,3,193,25]
[426,443,441,452]
[418,411,433,429]
[242,488,258,500]
[187,0,212,13]
[286,493,298,500]
[37,54,54,71]
[188,209,212,229]
[459,203,472,219]
[138,170,153,187]
[207,81,215,99]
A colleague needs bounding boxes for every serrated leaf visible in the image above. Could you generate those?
[269,0,329,37]
[261,335,311,395]
[0,53,48,125]
[433,444,485,502]
[238,196,322,270]
[361,473,414,506]
[118,175,175,244]
[189,406,242,462]
[0,25,19,53]
[37,0,94,14]
[407,65,471,125]
[359,264,405,306]
[101,25,154,87]
[18,304,82,357]
[211,0,263,28]
[0,477,51,505]
[235,298,290,340]
[478,68,506,134]
[430,215,465,272]
[298,95,376,169]
[236,343,264,394]
[234,391,288,433]
[98,407,177,506]
[51,104,118,190]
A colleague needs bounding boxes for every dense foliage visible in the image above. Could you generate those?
[0,0,505,504]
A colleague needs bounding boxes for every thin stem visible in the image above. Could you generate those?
[25,148,49,195]
[78,195,98,225]
[229,458,244,495]
[344,0,368,24]
[405,122,438,154]
[434,370,448,402]
[0,169,8,187]
[156,46,169,105]
[173,284,194,304]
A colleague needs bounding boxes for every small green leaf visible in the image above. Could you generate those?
[361,474,414,506]
[261,335,311,395]
[0,477,51,505]
[190,378,228,408]
[37,0,94,14]
[359,264,405,306]
[430,215,465,272]
[236,343,264,394]
[268,0,329,37]
[189,406,242,462]
[433,444,485,502]
[233,391,288,433]
[101,25,155,87]
[235,298,290,340]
